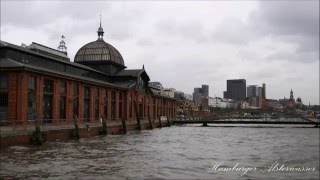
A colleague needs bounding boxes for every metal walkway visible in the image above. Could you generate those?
[172,116,320,127]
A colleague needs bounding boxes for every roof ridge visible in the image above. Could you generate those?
[30,42,64,54]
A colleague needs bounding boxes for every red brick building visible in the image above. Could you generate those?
[0,23,176,126]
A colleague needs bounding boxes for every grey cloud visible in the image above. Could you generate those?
[266,50,318,63]
[250,1,319,53]
[1,1,144,42]
[213,1,319,63]
[136,39,155,47]
[154,19,208,43]
[252,1,319,37]
[1,1,109,28]
[212,18,257,45]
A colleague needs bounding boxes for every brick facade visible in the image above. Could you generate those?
[0,71,176,124]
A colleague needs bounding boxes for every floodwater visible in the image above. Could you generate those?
[1,125,319,179]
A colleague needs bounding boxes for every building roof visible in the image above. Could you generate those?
[115,69,143,76]
[0,40,111,76]
[1,36,174,100]
[112,81,136,88]
[114,69,150,81]
[74,39,124,66]
[0,41,150,91]
[28,42,69,61]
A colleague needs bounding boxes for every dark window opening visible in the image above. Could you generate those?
[60,81,66,120]
[147,98,149,117]
[139,101,143,117]
[111,91,116,119]
[73,84,79,118]
[94,88,100,120]
[28,76,36,120]
[43,79,53,93]
[83,86,90,122]
[129,94,132,118]
[104,89,108,118]
[158,100,161,117]
[95,88,99,98]
[153,99,156,118]
[0,75,8,89]
[43,79,53,123]
[60,81,66,94]
[0,93,8,121]
[60,96,66,119]
[119,92,122,118]
[95,99,99,120]
[73,84,79,96]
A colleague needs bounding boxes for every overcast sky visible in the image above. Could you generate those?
[1,0,319,105]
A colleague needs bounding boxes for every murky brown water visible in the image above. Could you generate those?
[1,125,319,179]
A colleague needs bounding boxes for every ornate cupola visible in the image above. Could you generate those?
[57,35,67,56]
[74,16,126,75]
[97,15,104,40]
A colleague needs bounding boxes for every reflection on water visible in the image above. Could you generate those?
[1,125,319,179]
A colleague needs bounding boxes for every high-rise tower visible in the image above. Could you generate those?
[262,83,266,99]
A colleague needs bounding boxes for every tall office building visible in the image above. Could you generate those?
[262,83,266,99]
[223,91,227,99]
[226,79,246,101]
[201,85,209,97]
[193,84,210,103]
[247,85,262,98]
[194,88,202,94]
[257,86,262,97]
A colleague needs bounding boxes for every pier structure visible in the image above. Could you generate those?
[172,114,320,127]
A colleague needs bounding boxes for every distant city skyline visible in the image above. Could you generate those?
[1,1,318,105]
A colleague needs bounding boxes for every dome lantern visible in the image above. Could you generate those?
[97,14,104,40]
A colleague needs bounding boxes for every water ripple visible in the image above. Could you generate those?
[1,126,319,179]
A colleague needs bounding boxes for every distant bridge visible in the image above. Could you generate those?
[172,116,320,127]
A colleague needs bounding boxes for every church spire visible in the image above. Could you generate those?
[97,14,104,40]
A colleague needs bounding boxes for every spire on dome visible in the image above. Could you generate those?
[97,14,104,40]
